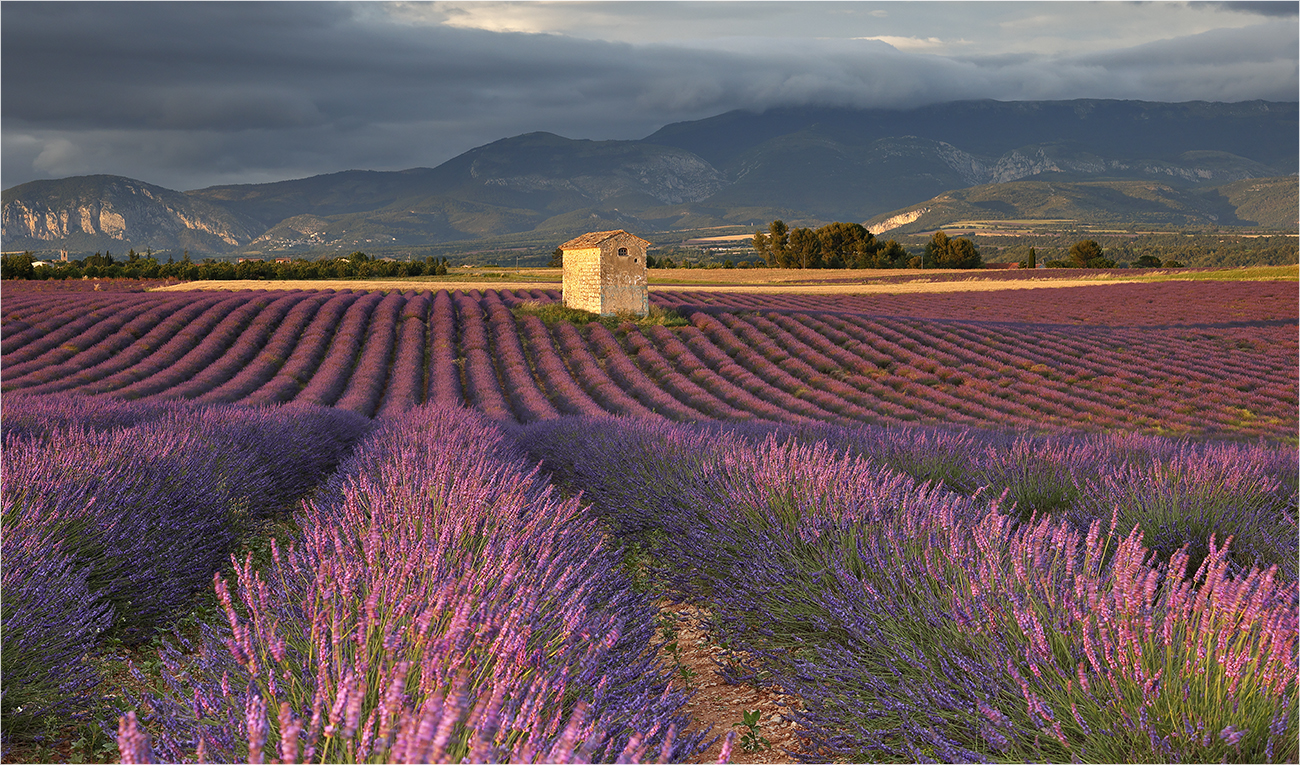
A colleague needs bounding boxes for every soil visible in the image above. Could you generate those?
[657,605,811,765]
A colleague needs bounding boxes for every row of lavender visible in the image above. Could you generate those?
[1,395,372,744]
[646,279,1298,327]
[4,286,1296,438]
[126,404,702,763]
[520,416,1298,762]
[2,398,705,763]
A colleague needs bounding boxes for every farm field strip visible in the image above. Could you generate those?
[2,284,1295,439]
[194,292,335,405]
[549,320,662,418]
[425,288,462,406]
[146,273,1219,297]
[839,315,1174,428]
[332,290,405,416]
[584,321,712,421]
[679,319,864,422]
[684,314,855,423]
[629,315,842,425]
[41,295,246,397]
[484,290,562,423]
[713,311,896,423]
[95,294,276,400]
[240,291,359,406]
[150,292,305,401]
[1,297,163,371]
[455,290,514,420]
[623,327,756,422]
[375,290,431,418]
[518,314,608,418]
[3,294,222,392]
[811,312,1096,427]
[651,279,1297,326]
[293,291,384,408]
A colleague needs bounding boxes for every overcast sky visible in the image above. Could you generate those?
[3,1,1296,191]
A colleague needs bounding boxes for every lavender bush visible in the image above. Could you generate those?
[1,535,114,744]
[294,292,384,407]
[520,416,1298,763]
[127,406,703,763]
[376,291,431,418]
[334,291,405,416]
[425,290,463,407]
[1,395,370,750]
[242,291,359,406]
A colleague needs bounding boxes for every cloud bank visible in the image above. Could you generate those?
[2,1,1295,190]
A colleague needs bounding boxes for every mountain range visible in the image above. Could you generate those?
[3,99,1296,256]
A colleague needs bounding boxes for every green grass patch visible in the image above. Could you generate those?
[513,301,689,329]
[1125,264,1298,282]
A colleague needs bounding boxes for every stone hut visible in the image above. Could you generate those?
[560,230,651,316]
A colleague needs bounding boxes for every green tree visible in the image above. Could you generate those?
[870,240,909,269]
[788,227,822,268]
[548,248,564,267]
[0,251,35,279]
[752,220,789,267]
[924,231,982,269]
[1066,239,1115,268]
[815,221,880,269]
[83,251,115,269]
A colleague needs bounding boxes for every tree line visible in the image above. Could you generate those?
[752,220,982,269]
[1030,240,1186,269]
[0,249,452,281]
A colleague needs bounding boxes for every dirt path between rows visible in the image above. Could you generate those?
[659,605,810,764]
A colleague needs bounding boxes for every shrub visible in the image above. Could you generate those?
[0,397,370,746]
[520,417,1298,763]
[129,406,702,763]
[512,301,687,329]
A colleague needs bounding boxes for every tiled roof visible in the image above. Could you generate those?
[560,230,652,249]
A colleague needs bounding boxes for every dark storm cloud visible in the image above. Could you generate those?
[1205,1,1298,17]
[2,2,1297,191]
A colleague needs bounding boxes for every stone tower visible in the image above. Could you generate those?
[560,230,651,316]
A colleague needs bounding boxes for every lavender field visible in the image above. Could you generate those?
[1,278,1296,764]
[2,281,1295,437]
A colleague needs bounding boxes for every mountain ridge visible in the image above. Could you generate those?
[4,99,1296,255]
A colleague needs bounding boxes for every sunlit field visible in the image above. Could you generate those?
[2,272,1295,763]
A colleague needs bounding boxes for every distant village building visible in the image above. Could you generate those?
[560,230,651,316]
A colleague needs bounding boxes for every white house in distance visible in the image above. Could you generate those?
[559,230,651,316]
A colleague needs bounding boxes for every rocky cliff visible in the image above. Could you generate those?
[2,175,260,253]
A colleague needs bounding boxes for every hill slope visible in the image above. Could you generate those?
[866,177,1299,235]
[646,100,1295,222]
[3,100,1295,255]
[1,175,262,254]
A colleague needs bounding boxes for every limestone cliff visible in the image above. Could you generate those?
[2,175,260,252]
